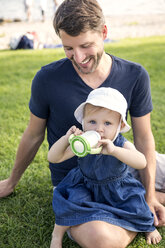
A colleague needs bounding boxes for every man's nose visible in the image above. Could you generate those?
[73,49,86,64]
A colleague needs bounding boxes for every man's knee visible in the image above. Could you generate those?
[155,152,165,192]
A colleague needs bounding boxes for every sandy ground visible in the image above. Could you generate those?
[0,13,165,50]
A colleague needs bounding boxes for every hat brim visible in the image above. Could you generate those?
[74,102,131,133]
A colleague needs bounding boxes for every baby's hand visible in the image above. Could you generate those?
[99,139,115,155]
[66,126,83,138]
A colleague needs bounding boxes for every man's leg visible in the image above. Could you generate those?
[155,152,165,205]
[128,152,165,205]
[70,221,137,248]
[156,191,165,205]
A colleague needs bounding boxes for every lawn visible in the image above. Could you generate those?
[0,36,165,248]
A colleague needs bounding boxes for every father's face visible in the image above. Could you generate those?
[60,29,106,74]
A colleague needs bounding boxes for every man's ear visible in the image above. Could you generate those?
[102,25,108,40]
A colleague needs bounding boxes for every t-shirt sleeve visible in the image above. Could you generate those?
[29,69,49,119]
[129,66,153,117]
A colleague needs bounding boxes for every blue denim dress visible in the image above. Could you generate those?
[53,134,155,232]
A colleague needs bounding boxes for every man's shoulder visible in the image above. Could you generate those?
[112,54,145,72]
[32,57,72,86]
[34,57,72,81]
[41,57,70,72]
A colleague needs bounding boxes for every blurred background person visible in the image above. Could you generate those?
[53,0,59,12]
[39,0,47,22]
[24,0,33,22]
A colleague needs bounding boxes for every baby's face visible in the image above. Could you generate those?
[83,105,121,141]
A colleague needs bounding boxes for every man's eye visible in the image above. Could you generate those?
[64,47,72,51]
[82,45,90,49]
[81,43,91,48]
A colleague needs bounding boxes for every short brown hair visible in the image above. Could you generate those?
[53,0,105,37]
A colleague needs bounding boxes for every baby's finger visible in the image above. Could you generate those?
[74,128,83,136]
[70,125,77,132]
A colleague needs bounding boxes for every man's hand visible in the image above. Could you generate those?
[0,179,14,198]
[148,197,165,227]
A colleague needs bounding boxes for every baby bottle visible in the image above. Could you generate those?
[69,130,102,157]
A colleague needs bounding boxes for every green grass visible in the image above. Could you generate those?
[0,36,165,247]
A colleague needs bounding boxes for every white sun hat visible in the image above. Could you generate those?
[74,87,131,133]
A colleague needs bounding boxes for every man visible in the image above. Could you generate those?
[0,0,164,247]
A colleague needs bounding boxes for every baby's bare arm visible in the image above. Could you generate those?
[48,126,82,163]
[100,139,146,169]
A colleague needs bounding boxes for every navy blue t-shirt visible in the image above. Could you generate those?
[29,54,152,186]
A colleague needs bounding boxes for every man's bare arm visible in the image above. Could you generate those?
[131,113,165,226]
[0,112,47,198]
